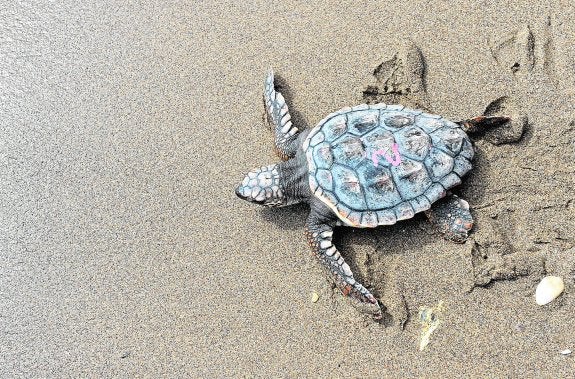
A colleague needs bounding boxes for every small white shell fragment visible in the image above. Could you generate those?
[535,276,565,305]
[560,349,572,355]
[311,292,319,303]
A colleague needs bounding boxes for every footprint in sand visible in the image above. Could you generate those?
[490,17,575,96]
[490,25,535,78]
[488,18,575,144]
[482,96,528,145]
[541,16,575,97]
[362,40,430,111]
[486,25,546,145]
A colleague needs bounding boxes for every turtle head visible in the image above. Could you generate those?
[235,164,287,207]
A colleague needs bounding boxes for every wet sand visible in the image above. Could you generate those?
[1,1,574,377]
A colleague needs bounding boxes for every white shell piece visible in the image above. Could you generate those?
[535,276,565,305]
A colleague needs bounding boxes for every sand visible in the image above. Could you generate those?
[1,0,574,377]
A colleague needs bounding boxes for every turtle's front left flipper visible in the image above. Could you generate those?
[264,71,301,160]
[305,203,382,318]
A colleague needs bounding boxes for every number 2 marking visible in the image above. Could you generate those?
[370,143,402,167]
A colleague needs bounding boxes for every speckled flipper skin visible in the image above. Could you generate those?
[263,71,300,160]
[425,194,473,243]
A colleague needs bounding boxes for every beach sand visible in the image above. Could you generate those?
[1,1,574,377]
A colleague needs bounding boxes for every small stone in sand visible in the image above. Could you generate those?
[560,349,572,355]
[311,292,319,303]
[535,276,565,305]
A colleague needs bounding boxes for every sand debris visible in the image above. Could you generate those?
[418,301,444,351]
[311,292,320,303]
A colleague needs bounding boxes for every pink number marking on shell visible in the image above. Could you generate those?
[371,152,380,166]
[370,143,402,167]
[384,143,401,166]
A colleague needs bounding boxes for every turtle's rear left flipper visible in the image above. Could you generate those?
[264,71,301,160]
[459,116,510,133]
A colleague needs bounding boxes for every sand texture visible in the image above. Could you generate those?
[1,1,574,377]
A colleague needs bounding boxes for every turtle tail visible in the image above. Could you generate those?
[459,116,510,133]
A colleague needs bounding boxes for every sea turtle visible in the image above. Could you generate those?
[235,71,508,318]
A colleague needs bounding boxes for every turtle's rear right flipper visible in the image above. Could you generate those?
[263,71,300,160]
[459,116,511,133]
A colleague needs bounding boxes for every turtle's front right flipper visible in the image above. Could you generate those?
[305,204,382,319]
[264,71,300,160]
